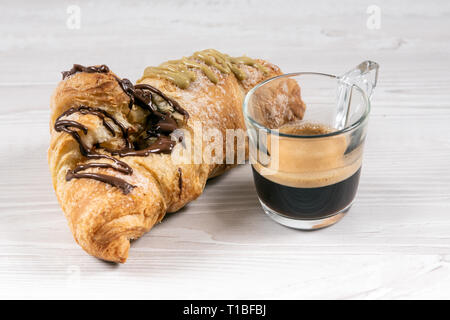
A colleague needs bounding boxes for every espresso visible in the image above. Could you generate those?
[252,121,363,220]
[252,167,361,219]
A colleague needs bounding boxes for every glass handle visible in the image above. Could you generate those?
[340,60,379,99]
[335,61,379,130]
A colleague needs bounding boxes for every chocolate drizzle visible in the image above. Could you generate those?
[57,106,132,149]
[177,168,183,198]
[115,79,189,120]
[55,64,189,194]
[62,64,110,80]
[134,84,189,119]
[66,171,135,195]
[115,78,156,111]
[110,135,176,157]
[54,106,135,194]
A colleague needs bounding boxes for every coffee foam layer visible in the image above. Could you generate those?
[253,154,362,188]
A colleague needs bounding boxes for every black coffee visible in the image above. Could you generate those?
[252,166,361,219]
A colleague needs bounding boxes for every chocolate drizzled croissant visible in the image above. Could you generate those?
[48,50,305,262]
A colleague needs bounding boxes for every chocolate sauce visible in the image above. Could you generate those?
[54,106,135,194]
[115,79,189,120]
[109,78,188,156]
[154,111,178,133]
[134,84,189,118]
[115,78,153,110]
[110,136,176,157]
[62,64,110,80]
[178,168,183,198]
[66,171,135,195]
[71,163,131,175]
[57,106,132,149]
[55,64,189,194]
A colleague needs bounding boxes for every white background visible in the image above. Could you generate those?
[1,0,450,299]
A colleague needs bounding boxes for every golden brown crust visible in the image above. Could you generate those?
[48,57,305,263]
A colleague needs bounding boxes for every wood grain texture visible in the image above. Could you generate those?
[1,0,450,299]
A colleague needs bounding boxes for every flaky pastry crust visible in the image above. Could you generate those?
[48,56,305,263]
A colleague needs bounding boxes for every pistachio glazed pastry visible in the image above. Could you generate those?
[48,49,306,263]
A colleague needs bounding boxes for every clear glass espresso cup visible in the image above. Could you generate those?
[243,61,379,230]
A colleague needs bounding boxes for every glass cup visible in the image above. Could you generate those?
[243,61,379,230]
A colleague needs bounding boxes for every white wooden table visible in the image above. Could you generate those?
[1,0,450,299]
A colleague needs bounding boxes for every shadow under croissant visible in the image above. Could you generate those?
[119,164,291,265]
[125,169,235,244]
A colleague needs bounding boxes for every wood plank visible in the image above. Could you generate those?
[1,0,450,299]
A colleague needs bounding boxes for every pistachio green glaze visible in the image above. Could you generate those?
[140,49,269,89]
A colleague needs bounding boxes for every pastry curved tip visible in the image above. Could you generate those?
[96,236,130,264]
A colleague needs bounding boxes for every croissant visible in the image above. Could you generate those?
[48,49,305,263]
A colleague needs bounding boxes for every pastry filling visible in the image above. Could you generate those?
[54,65,189,194]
